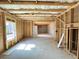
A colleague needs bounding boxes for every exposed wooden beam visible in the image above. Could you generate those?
[7,9,66,12]
[12,12,60,15]
[57,2,79,17]
[0,1,76,6]
[36,0,38,3]
[8,0,12,3]
[15,14,58,17]
[16,15,53,17]
[17,16,56,20]
[33,19,55,22]
[56,17,65,24]
[12,13,58,17]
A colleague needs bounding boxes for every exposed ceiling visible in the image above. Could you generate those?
[0,0,79,3]
[0,0,78,20]
[0,4,69,9]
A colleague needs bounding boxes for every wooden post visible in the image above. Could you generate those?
[2,12,6,50]
[77,29,79,59]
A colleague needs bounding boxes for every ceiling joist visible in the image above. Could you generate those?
[15,14,58,16]
[13,13,60,15]
[7,9,66,12]
[0,1,76,6]
[8,0,12,3]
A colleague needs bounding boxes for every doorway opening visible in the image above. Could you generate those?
[38,25,48,34]
[70,29,78,55]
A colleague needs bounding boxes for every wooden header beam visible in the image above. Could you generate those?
[7,9,66,12]
[15,14,58,16]
[13,13,60,15]
[57,2,79,17]
[0,1,76,6]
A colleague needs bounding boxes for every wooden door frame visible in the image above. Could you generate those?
[77,28,79,59]
[66,27,79,59]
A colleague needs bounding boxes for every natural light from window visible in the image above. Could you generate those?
[16,44,36,51]
[6,20,16,41]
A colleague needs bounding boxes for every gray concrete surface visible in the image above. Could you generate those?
[0,37,74,59]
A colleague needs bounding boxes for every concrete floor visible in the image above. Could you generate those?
[0,37,74,59]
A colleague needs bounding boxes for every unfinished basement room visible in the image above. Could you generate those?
[0,0,79,59]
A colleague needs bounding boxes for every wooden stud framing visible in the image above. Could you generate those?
[77,29,79,59]
[23,20,33,38]
[56,2,79,59]
[56,17,65,24]
[57,2,79,17]
[0,12,5,53]
[0,1,76,6]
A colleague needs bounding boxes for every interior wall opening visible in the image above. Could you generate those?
[69,28,78,56]
[38,25,48,34]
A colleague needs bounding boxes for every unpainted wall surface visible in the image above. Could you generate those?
[48,21,56,39]
[56,4,79,59]
[16,19,24,41]
[0,9,25,53]
[23,20,33,38]
[0,12,5,53]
